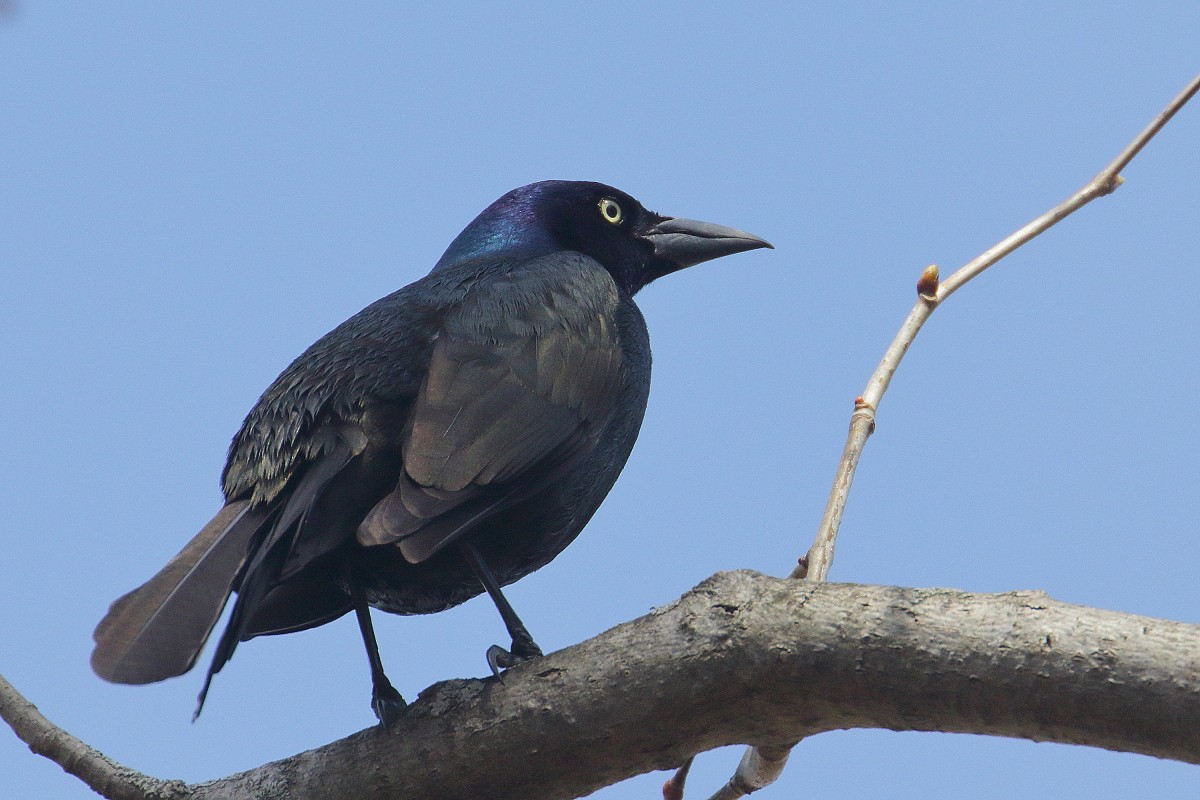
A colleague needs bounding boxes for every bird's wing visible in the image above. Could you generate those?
[358,255,625,563]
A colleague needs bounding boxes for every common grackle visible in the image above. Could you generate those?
[91,180,771,725]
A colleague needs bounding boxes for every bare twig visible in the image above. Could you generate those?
[663,755,694,800]
[0,674,189,800]
[696,72,1200,800]
[798,71,1200,583]
[705,745,792,800]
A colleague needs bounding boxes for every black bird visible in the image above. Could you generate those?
[91,180,771,725]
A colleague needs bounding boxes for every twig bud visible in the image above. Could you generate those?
[917,264,940,301]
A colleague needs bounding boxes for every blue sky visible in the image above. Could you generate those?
[3,3,1198,798]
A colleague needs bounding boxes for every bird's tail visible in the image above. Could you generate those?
[90,501,268,685]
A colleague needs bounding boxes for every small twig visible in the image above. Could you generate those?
[663,755,694,800]
[693,72,1200,800]
[0,673,189,800]
[795,70,1200,583]
[704,745,792,800]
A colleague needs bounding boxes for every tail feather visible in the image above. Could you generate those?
[193,433,364,718]
[90,501,267,685]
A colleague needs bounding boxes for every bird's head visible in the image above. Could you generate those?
[434,180,772,294]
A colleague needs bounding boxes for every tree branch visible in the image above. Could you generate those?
[6,572,1200,800]
[0,674,188,800]
[801,71,1200,584]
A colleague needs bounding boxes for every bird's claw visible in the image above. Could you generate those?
[371,680,407,727]
[485,637,544,681]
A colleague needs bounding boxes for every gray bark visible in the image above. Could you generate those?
[6,572,1198,799]
[188,571,1200,800]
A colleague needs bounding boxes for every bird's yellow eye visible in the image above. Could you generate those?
[598,198,623,225]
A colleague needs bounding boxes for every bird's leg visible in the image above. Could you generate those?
[351,585,406,726]
[458,541,544,678]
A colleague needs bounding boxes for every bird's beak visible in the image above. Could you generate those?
[640,216,773,278]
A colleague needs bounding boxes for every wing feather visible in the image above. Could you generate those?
[357,256,625,562]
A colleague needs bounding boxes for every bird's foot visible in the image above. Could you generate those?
[485,634,544,681]
[371,678,407,727]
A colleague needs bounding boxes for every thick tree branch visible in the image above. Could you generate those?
[6,572,1200,800]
